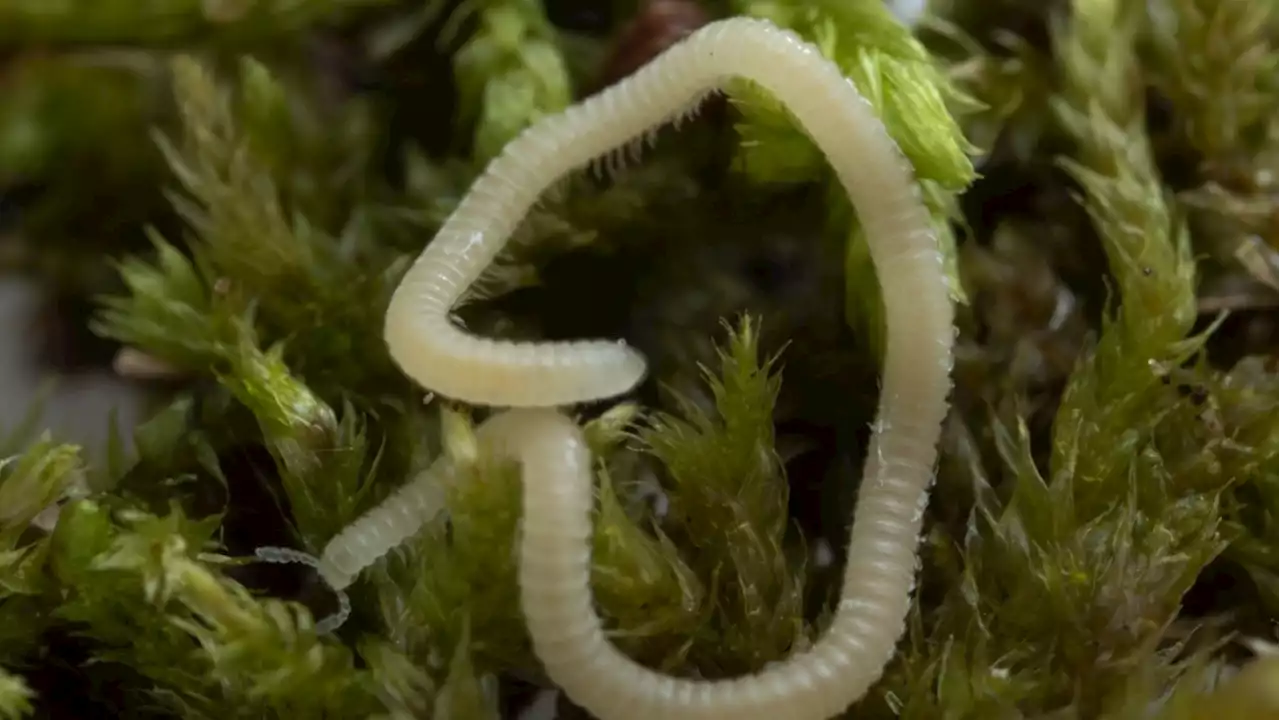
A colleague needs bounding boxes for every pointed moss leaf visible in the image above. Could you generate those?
[732,0,977,190]
[0,439,85,543]
[93,233,230,372]
[219,331,374,547]
[640,316,805,672]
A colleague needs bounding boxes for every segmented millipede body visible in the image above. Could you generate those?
[301,15,953,720]
[314,458,455,592]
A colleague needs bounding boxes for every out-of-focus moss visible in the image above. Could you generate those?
[1143,0,1279,286]
[0,54,170,302]
[0,0,390,45]
[450,0,573,163]
[0,670,33,720]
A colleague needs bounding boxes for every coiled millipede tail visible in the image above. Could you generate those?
[263,16,955,720]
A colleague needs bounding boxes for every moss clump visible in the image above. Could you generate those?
[1,0,1276,718]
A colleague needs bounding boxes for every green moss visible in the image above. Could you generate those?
[450,0,574,163]
[639,317,804,673]
[1,0,1276,717]
[729,0,976,361]
[0,669,33,720]
[0,0,389,45]
[1143,0,1279,281]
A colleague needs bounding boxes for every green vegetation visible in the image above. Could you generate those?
[1,0,1275,717]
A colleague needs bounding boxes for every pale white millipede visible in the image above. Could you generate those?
[273,14,954,720]
[254,436,463,633]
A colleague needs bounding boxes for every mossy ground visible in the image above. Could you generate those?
[1,1,1276,718]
